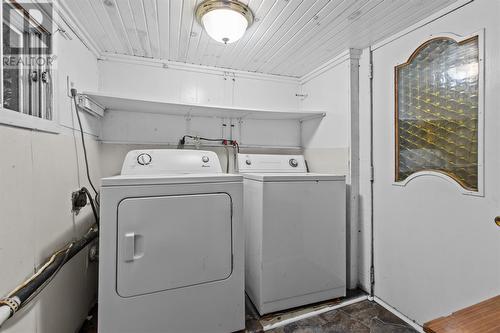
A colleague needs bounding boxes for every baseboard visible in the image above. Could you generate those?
[262,295,368,331]
[374,297,425,333]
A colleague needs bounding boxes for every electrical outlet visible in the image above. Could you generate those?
[66,75,75,98]
[71,189,87,214]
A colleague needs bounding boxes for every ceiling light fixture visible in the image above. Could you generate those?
[195,0,254,44]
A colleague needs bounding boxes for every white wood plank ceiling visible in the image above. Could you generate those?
[62,0,458,78]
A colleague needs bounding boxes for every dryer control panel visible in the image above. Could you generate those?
[237,154,307,173]
[121,150,223,175]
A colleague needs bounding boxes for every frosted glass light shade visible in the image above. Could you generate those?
[201,8,248,44]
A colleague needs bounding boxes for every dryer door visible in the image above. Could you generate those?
[116,193,233,298]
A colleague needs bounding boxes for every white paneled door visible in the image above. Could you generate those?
[371,0,500,325]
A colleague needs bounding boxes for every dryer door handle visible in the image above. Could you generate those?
[124,232,136,262]
[123,232,144,262]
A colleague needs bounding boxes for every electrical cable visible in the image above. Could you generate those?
[70,89,99,205]
[81,187,99,226]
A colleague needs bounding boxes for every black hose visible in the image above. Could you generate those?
[10,226,98,306]
[178,136,240,173]
[181,135,224,143]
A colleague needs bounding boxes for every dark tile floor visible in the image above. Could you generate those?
[265,301,418,333]
[80,296,418,333]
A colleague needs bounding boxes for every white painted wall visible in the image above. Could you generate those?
[0,18,100,333]
[299,53,361,290]
[96,59,307,149]
[100,110,303,148]
[300,62,350,175]
[98,59,300,111]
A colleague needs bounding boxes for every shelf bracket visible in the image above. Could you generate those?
[185,113,192,134]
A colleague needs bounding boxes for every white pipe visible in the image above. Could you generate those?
[0,305,12,327]
[0,297,20,328]
[263,295,368,331]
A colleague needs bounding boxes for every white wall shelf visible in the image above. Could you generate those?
[82,91,326,122]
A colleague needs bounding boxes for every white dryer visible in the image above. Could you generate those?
[238,153,346,315]
[99,150,244,333]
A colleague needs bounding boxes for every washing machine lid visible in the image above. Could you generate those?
[241,173,345,182]
[101,173,242,187]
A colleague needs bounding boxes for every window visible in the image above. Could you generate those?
[395,36,480,191]
[2,1,53,121]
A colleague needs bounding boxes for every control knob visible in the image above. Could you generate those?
[137,153,152,166]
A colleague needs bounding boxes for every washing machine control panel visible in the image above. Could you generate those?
[237,154,307,173]
[121,150,223,175]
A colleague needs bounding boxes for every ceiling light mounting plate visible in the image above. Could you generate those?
[196,0,254,27]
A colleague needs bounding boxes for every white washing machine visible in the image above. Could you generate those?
[99,150,244,333]
[238,154,346,315]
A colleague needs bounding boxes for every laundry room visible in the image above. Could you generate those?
[0,0,499,333]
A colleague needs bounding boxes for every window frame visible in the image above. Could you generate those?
[392,30,485,196]
[0,0,59,133]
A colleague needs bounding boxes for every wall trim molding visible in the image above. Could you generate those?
[300,49,362,84]
[98,53,300,84]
